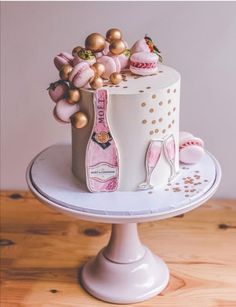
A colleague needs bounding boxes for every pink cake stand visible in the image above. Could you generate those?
[26,144,221,304]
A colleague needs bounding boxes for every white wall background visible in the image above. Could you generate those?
[1,2,236,198]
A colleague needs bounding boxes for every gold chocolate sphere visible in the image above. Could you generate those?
[110,72,122,85]
[72,46,83,56]
[109,39,126,55]
[59,64,73,81]
[92,63,105,76]
[106,28,122,43]
[90,76,103,89]
[85,33,106,53]
[71,111,88,129]
[66,89,80,104]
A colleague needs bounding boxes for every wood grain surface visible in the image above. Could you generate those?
[1,191,236,307]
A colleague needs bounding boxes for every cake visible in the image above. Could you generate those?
[48,28,204,193]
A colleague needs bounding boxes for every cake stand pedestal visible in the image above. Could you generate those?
[26,144,221,304]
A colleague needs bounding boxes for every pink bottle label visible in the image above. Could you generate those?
[86,89,119,192]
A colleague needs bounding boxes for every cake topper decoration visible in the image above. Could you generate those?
[138,134,177,190]
[163,134,177,181]
[85,89,119,192]
[48,28,163,123]
[138,139,163,190]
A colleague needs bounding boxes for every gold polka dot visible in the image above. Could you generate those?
[158,118,163,122]
[173,107,176,112]
[149,108,154,113]
[139,90,144,93]
[167,89,171,93]
[149,130,154,135]
[168,99,171,104]
[141,102,146,107]
[159,101,163,106]
[174,89,177,93]
[152,120,156,124]
[168,124,171,128]
[162,129,166,134]
[172,120,175,124]
[155,129,159,133]
[168,111,171,116]
[146,86,151,89]
[142,120,147,124]
[152,94,156,99]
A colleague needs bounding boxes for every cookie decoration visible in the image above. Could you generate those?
[85,89,119,192]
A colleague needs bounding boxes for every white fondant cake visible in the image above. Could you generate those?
[72,64,180,191]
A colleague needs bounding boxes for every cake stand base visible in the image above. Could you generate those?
[26,144,221,304]
[81,223,169,304]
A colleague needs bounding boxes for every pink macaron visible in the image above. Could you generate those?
[69,62,95,88]
[129,52,158,76]
[97,55,121,79]
[179,132,205,164]
[54,99,80,123]
[54,52,74,71]
[48,81,69,103]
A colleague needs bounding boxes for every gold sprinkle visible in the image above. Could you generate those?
[168,124,171,128]
[165,188,169,191]
[168,111,171,116]
[152,120,156,124]
[173,107,176,112]
[172,120,175,124]
[149,130,154,135]
[159,70,163,73]
[159,101,163,106]
[168,99,171,104]
[146,86,151,89]
[155,129,159,133]
[141,102,146,107]
[142,120,147,124]
[167,89,171,93]
[162,129,166,134]
[149,108,154,113]
[152,94,156,99]
[185,195,190,197]
[174,89,177,93]
[123,86,128,88]
[158,118,163,122]
[139,90,144,93]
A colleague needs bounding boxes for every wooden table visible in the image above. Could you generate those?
[1,191,236,307]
